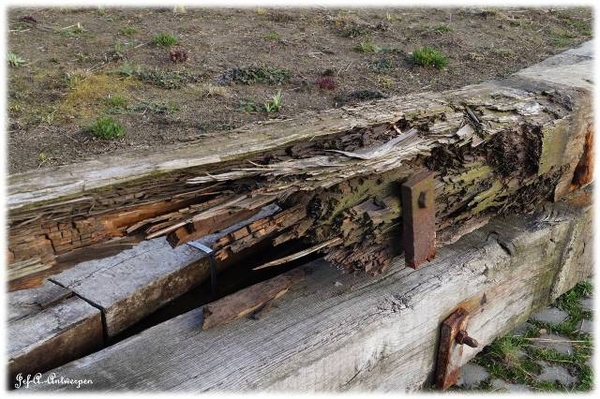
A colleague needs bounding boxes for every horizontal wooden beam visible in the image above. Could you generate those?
[29,190,592,391]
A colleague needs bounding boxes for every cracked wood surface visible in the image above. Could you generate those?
[30,189,592,392]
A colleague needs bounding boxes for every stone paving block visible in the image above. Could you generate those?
[511,322,534,336]
[579,297,593,312]
[534,333,573,355]
[579,319,593,335]
[456,363,489,389]
[530,307,569,325]
[490,379,532,393]
[537,362,578,386]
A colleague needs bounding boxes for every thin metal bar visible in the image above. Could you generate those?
[187,241,217,299]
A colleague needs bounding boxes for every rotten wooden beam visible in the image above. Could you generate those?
[6,42,593,288]
[28,189,592,392]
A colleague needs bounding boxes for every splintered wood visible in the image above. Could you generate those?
[7,44,593,289]
[202,266,312,330]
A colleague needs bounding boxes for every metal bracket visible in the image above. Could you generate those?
[435,307,479,390]
[187,241,218,300]
[401,169,436,269]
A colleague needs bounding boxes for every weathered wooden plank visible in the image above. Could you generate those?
[8,280,72,322]
[49,237,210,337]
[8,295,103,381]
[47,204,282,337]
[31,191,592,391]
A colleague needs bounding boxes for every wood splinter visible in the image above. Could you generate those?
[201,266,312,330]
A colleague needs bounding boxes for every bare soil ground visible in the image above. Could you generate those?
[7,6,592,174]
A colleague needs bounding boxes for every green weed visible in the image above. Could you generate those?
[218,66,292,85]
[59,22,86,36]
[8,52,26,67]
[89,116,125,139]
[265,32,281,41]
[353,41,381,53]
[412,46,448,69]
[264,90,282,113]
[151,32,178,47]
[119,26,138,36]
[434,23,452,33]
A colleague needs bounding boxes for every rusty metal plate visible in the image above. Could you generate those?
[435,308,470,390]
[401,169,436,269]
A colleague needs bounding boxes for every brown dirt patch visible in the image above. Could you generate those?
[7,6,592,173]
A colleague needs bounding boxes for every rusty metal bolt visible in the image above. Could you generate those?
[455,330,478,348]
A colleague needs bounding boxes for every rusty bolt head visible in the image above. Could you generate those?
[455,330,478,348]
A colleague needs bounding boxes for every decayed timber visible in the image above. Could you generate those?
[8,289,103,381]
[30,190,592,392]
[202,266,311,330]
[7,42,593,288]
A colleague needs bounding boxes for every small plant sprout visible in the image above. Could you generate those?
[353,41,381,53]
[60,22,86,36]
[8,52,26,67]
[151,32,178,47]
[119,26,138,36]
[434,24,452,33]
[264,90,282,113]
[90,116,126,140]
[255,8,267,15]
[266,32,281,41]
[412,47,448,69]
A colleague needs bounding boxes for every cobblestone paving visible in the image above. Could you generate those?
[451,280,593,393]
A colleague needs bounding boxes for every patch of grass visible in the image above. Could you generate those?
[59,22,86,36]
[255,7,267,16]
[151,32,178,47]
[218,66,292,85]
[240,91,283,114]
[265,32,281,41]
[103,94,128,113]
[64,68,93,88]
[377,76,394,89]
[412,46,448,69]
[551,27,578,40]
[199,84,229,98]
[353,41,381,53]
[370,58,393,73]
[8,52,26,68]
[11,22,30,31]
[112,61,135,78]
[89,116,125,140]
[434,23,452,33]
[60,73,137,122]
[134,69,200,89]
[119,26,138,36]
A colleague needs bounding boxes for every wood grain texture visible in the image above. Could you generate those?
[31,191,592,392]
[8,296,103,380]
[8,280,72,322]
[202,266,311,330]
[50,237,209,337]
